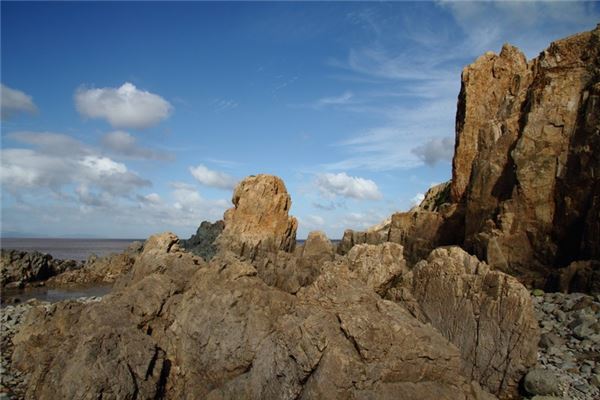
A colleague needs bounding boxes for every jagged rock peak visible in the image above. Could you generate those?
[217,174,298,260]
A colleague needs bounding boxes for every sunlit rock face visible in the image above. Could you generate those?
[339,25,600,288]
[451,25,600,283]
[216,174,298,261]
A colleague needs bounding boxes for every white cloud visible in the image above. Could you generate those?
[315,172,382,200]
[411,137,454,166]
[1,132,150,200]
[189,164,238,190]
[75,82,172,129]
[101,130,173,161]
[1,84,37,119]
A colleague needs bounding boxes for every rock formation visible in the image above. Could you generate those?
[453,25,600,284]
[216,174,298,260]
[9,232,496,400]
[0,250,81,288]
[180,220,224,261]
[5,25,599,400]
[388,247,539,398]
[47,242,142,286]
[338,25,600,289]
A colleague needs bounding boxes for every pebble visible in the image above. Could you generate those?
[527,291,600,400]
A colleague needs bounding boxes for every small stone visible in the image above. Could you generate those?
[539,332,562,349]
[581,364,593,374]
[554,310,567,322]
[533,289,545,297]
[542,303,556,313]
[573,323,594,340]
[523,368,562,396]
[590,374,600,387]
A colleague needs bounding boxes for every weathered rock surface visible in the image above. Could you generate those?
[216,174,298,260]
[452,25,600,284]
[388,247,539,398]
[181,220,225,261]
[47,242,141,286]
[0,249,81,288]
[336,26,600,290]
[344,243,408,295]
[8,232,496,400]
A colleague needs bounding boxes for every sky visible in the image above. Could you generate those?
[1,1,599,239]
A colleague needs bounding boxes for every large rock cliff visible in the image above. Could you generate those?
[453,25,600,284]
[338,25,600,289]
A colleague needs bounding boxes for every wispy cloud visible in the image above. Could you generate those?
[320,2,600,172]
[212,98,239,112]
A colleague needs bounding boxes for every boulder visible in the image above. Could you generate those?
[557,260,600,295]
[389,247,539,398]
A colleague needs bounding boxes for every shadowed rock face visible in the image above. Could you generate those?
[180,220,225,261]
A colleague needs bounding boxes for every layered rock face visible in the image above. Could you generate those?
[452,26,600,283]
[216,174,298,260]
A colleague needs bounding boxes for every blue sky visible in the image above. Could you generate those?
[1,1,599,239]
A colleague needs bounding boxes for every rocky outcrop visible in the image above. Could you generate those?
[47,241,142,286]
[181,220,225,261]
[216,174,298,260]
[388,247,539,398]
[0,250,81,288]
[337,26,600,289]
[9,232,497,400]
[452,25,600,284]
[344,243,408,295]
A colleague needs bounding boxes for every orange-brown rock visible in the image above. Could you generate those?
[217,174,298,260]
[451,25,600,283]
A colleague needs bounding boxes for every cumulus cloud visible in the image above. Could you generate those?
[1,132,150,200]
[315,172,382,200]
[189,164,238,190]
[75,82,172,129]
[101,131,173,161]
[1,84,37,119]
[411,137,454,166]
